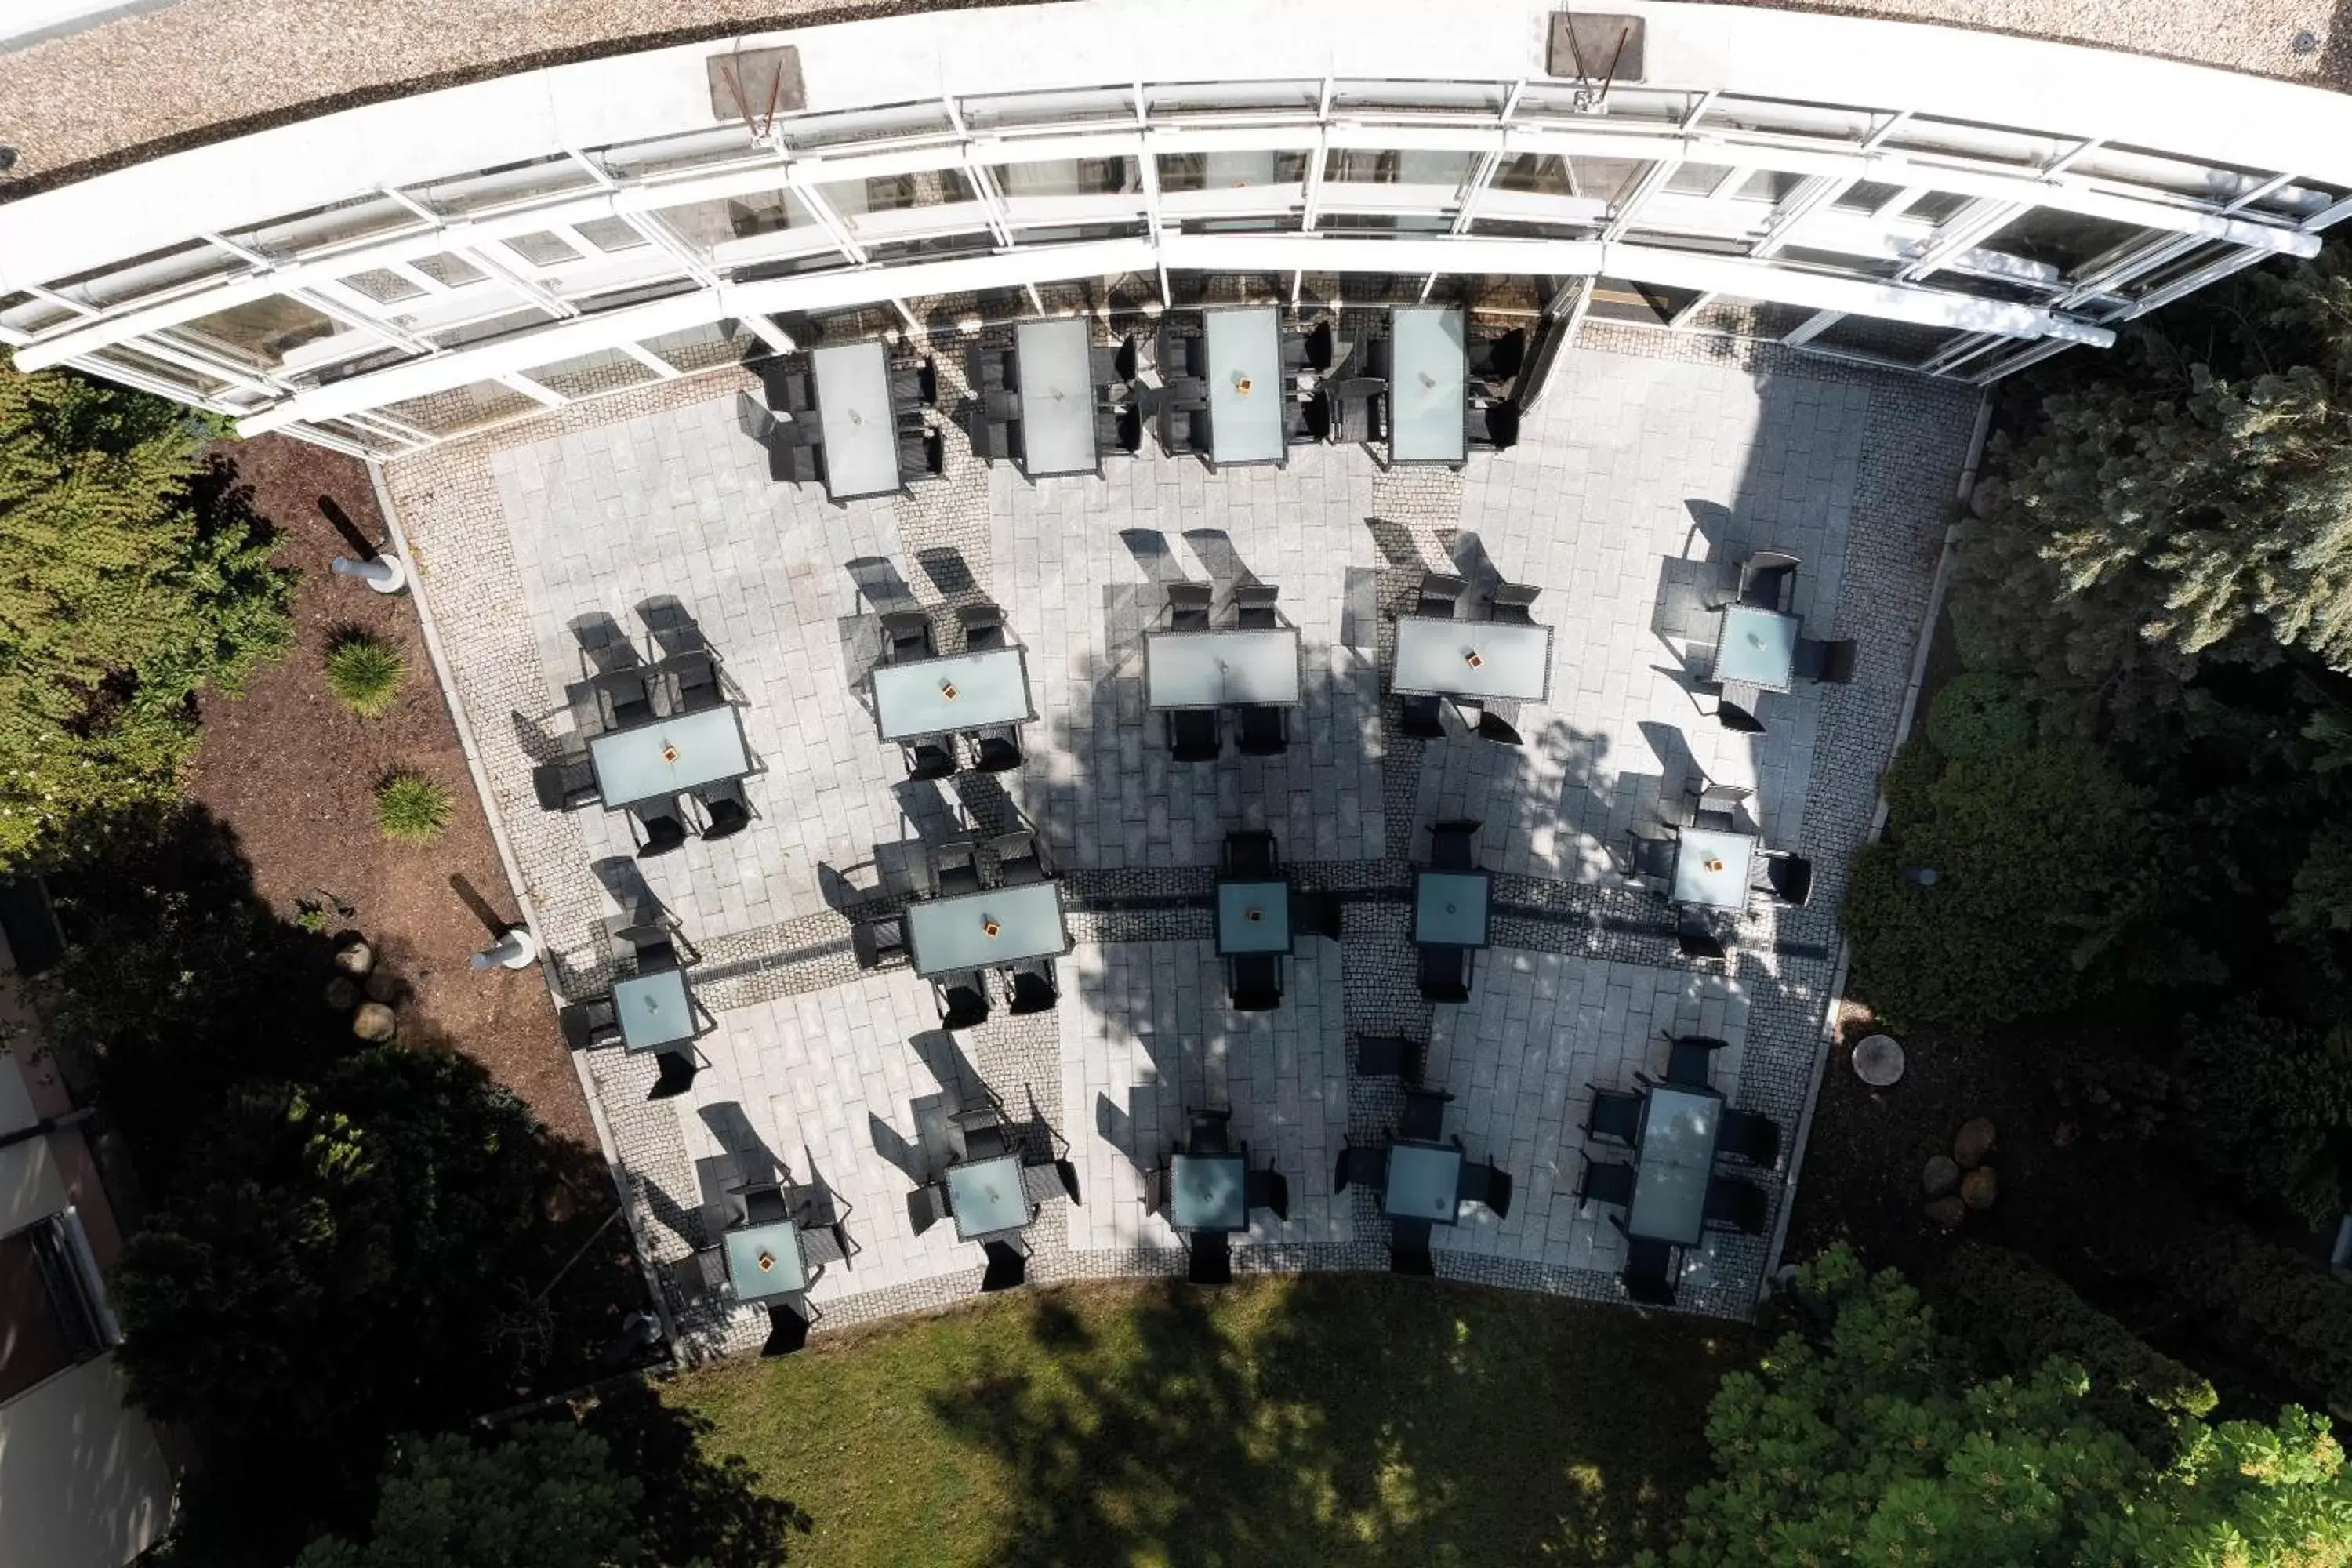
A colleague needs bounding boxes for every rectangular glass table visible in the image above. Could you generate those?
[811,341,902,500]
[1627,1085,1722,1246]
[947,1152,1034,1242]
[1715,604,1801,692]
[721,1217,809,1301]
[1217,879,1294,955]
[587,703,750,811]
[1013,318,1098,477]
[871,646,1033,742]
[1383,1140,1465,1225]
[1169,1152,1248,1232]
[1388,305,1468,464]
[1414,870,1492,948]
[1142,627,1301,710]
[1202,306,1285,465]
[1672,826,1759,912]
[1391,615,1553,702]
[903,880,1072,978]
[612,967,695,1054]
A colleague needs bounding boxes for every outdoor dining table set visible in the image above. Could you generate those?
[1211,829,1343,1013]
[529,647,757,859]
[857,823,1069,1033]
[967,317,1141,476]
[905,1095,1080,1291]
[1391,570,1551,747]
[1146,580,1301,761]
[555,917,710,1101]
[682,1167,856,1352]
[1624,777,1814,960]
[1701,550,1857,735]
[1141,1106,1291,1284]
[1334,1087,1514,1275]
[739,340,942,499]
[869,599,1033,782]
[1576,1033,1784,1306]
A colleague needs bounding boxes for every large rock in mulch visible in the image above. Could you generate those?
[1961,1167,1999,1210]
[352,1001,397,1042]
[1853,1034,1906,1087]
[323,976,360,1011]
[1955,1116,1997,1168]
[1922,1155,1961,1199]
[363,969,401,1004]
[333,938,375,978]
[540,1182,577,1224]
[1924,1196,1966,1229]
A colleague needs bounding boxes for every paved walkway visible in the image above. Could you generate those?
[384,320,1974,1351]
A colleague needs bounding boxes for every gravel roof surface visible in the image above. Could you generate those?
[0,0,2339,200]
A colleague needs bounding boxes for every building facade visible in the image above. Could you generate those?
[3,0,2350,456]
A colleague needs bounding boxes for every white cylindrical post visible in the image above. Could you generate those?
[330,554,408,594]
[470,926,539,971]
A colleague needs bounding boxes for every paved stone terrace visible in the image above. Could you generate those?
[383,319,1975,1352]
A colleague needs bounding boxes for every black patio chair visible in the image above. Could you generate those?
[1620,1230,1679,1305]
[630,804,690,859]
[1006,960,1060,1015]
[1428,818,1482,870]
[970,724,1024,774]
[1688,782,1752,831]
[1244,1163,1290,1221]
[1282,394,1316,447]
[931,839,982,897]
[1760,851,1813,908]
[760,1299,815,1356]
[1471,328,1526,381]
[532,755,599,812]
[1021,1160,1074,1207]
[1714,698,1768,735]
[666,651,724,713]
[1167,708,1222,762]
[1676,909,1729,962]
[1718,1109,1784,1169]
[1305,320,1337,371]
[558,996,622,1051]
[800,1219,851,1272]
[1165,581,1214,631]
[1584,1087,1644,1145]
[1353,1035,1424,1083]
[906,1181,949,1236]
[1303,390,1334,442]
[1457,1158,1512,1219]
[648,1049,699,1101]
[1792,637,1858,684]
[692,777,753,840]
[1185,1105,1232,1156]
[1233,583,1280,629]
[1332,1142,1388,1195]
[1187,1229,1233,1285]
[902,741,956,781]
[1473,710,1524,746]
[1116,405,1144,453]
[1236,706,1289,756]
[1487,582,1541,624]
[1116,334,1141,384]
[1291,891,1344,940]
[613,920,678,973]
[1224,829,1280,877]
[1704,1176,1771,1236]
[1575,1156,1636,1214]
[1388,1218,1436,1276]
[980,1238,1030,1292]
[1141,1166,1169,1217]
[1739,550,1801,612]
[595,668,655,729]
[1227,953,1283,1011]
[850,916,906,971]
[1399,1087,1454,1142]
[935,977,990,1031]
[1663,1033,1732,1088]
[1416,572,1467,619]
[1399,693,1446,738]
[957,601,1008,652]
[879,611,934,663]
[1475,401,1520,452]
[990,827,1052,887]
[1417,944,1473,1003]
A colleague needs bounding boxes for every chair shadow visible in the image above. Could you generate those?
[636,593,710,660]
[1682,498,1741,561]
[868,1110,929,1185]
[590,856,666,926]
[1180,528,1254,590]
[1119,529,1185,586]
[1364,514,1433,573]
[699,1102,785,1186]
[914,546,983,602]
[510,708,565,766]
[846,555,916,612]
[570,611,641,674]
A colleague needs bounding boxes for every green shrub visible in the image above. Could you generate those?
[324,633,405,717]
[1924,671,2031,760]
[374,771,450,845]
[2180,1228,2352,1421]
[2174,1013,2352,1228]
[1941,1240,2216,1458]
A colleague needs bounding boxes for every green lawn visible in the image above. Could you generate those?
[664,1276,1749,1568]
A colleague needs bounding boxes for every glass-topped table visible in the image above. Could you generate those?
[1142,627,1301,709]
[1217,879,1294,955]
[1170,1152,1248,1232]
[587,702,750,812]
[1672,826,1758,912]
[871,646,1033,743]
[947,1152,1033,1242]
[721,1217,809,1300]
[1391,615,1553,702]
[1383,1140,1465,1225]
[1388,305,1468,465]
[811,341,902,501]
[1715,604,1801,692]
[1013,318,1098,477]
[1202,307,1284,465]
[903,880,1072,978]
[1627,1085,1722,1246]
[612,966,695,1054]
[1414,870,1492,948]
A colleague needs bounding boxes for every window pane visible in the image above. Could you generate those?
[1987,207,2147,274]
[0,292,76,334]
[503,231,582,268]
[1158,151,1310,192]
[1329,79,1506,114]
[87,343,238,398]
[1886,116,2068,170]
[177,296,339,369]
[339,268,425,305]
[960,87,1137,131]
[1570,157,1650,205]
[1664,162,1737,197]
[45,241,241,310]
[378,379,545,438]
[1833,180,1907,213]
[650,189,815,252]
[1492,153,1570,196]
[427,307,555,350]
[1905,191,1973,223]
[408,154,597,217]
[1704,96,1876,143]
[818,169,975,216]
[599,125,763,181]
[641,319,763,375]
[1323,150,1475,187]
[572,216,649,253]
[222,195,421,260]
[1146,80,1322,117]
[992,158,1139,198]
[1733,169,1806,205]
[517,346,658,400]
[777,101,954,151]
[409,252,488,289]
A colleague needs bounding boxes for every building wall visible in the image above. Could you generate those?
[0,1356,176,1568]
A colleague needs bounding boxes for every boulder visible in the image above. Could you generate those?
[323,976,361,1011]
[364,969,401,1004]
[1961,1166,1999,1210]
[1955,1116,1997,1167]
[1923,1195,1965,1229]
[333,938,375,978]
[1922,1155,1961,1199]
[1853,1034,1906,1087]
[540,1182,577,1224]
[352,1001,397,1042]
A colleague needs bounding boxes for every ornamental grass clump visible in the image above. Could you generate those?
[374,771,450,845]
[324,633,405,718]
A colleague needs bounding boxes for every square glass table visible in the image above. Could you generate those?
[1169,1152,1248,1232]
[587,703,750,811]
[1202,307,1284,465]
[721,1218,809,1300]
[811,341,902,500]
[1383,1140,1465,1225]
[612,967,695,1053]
[1142,627,1301,709]
[1013,318,1098,477]
[1627,1085,1722,1246]
[1391,615,1553,702]
[1715,604,1801,692]
[1217,879,1294,955]
[1414,870,1492,948]
[1672,826,1759,912]
[946,1152,1033,1241]
[904,881,1071,978]
[1388,305,1468,464]
[871,646,1033,742]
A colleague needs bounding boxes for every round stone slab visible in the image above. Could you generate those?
[1853,1033,1905,1087]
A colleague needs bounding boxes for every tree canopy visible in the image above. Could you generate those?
[294,1425,649,1568]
